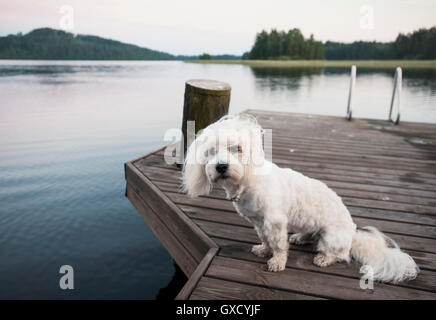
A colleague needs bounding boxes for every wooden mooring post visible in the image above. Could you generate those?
[181,79,231,156]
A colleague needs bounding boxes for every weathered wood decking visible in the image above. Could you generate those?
[125,110,436,300]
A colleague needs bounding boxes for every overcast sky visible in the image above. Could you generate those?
[1,0,435,55]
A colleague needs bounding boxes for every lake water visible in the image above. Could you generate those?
[0,60,435,299]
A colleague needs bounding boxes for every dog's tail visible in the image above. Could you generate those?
[351,226,419,283]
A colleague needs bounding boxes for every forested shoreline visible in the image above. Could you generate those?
[244,27,436,60]
[1,26,435,61]
[0,28,179,60]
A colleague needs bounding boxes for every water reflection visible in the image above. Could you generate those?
[325,67,436,94]
[250,66,323,92]
[244,65,436,121]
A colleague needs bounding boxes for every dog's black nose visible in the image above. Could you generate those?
[216,163,228,174]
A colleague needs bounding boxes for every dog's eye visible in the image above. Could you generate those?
[229,145,242,153]
[204,147,216,158]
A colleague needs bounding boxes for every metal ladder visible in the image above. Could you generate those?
[346,66,402,124]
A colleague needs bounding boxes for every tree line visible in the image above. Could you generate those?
[244,27,436,60]
[0,28,176,60]
[244,29,324,60]
[0,28,244,61]
[2,26,434,61]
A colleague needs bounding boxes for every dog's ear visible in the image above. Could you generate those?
[182,132,212,197]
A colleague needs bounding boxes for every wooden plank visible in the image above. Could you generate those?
[126,183,197,276]
[151,149,436,182]
[279,161,436,186]
[164,192,436,240]
[139,163,436,207]
[193,219,436,270]
[257,122,436,147]
[253,115,436,163]
[247,108,436,131]
[149,178,436,226]
[176,248,218,300]
[166,190,436,227]
[270,130,434,146]
[341,196,436,215]
[174,183,436,216]
[206,256,436,300]
[125,162,216,266]
[190,276,325,300]
[272,154,436,176]
[271,146,436,167]
[143,151,436,194]
[154,180,436,227]
[176,202,436,239]
[213,237,436,293]
[346,206,436,227]
[150,161,436,193]
[271,133,436,151]
[142,155,436,202]
[324,180,436,200]
[251,111,436,137]
[271,137,436,158]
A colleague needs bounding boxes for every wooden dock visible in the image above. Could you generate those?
[125,110,436,300]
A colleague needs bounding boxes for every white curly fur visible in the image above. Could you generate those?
[182,114,419,282]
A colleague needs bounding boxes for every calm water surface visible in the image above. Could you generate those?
[0,61,435,299]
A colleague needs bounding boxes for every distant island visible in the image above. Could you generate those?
[0,28,241,61]
[0,28,175,60]
[243,26,436,60]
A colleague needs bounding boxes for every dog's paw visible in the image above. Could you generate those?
[267,255,287,272]
[289,233,311,245]
[313,253,337,267]
[251,244,271,258]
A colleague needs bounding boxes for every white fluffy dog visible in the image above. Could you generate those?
[182,114,419,283]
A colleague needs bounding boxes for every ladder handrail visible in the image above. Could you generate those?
[346,65,356,120]
[345,66,402,125]
[389,67,402,125]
